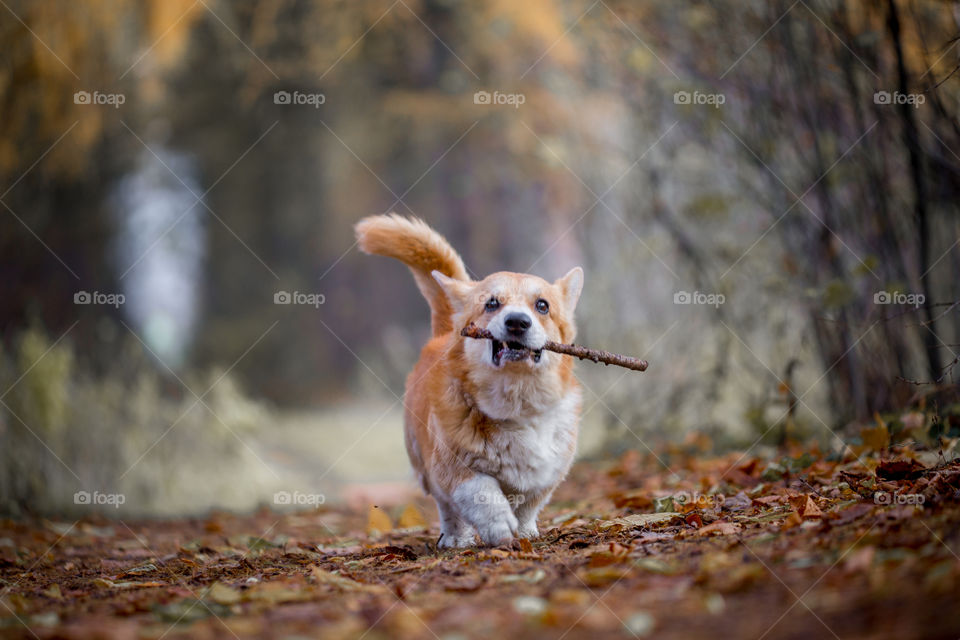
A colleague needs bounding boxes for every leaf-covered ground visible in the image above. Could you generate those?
[2,444,959,640]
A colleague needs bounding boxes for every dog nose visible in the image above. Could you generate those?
[504,312,532,335]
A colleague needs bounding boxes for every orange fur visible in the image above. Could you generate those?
[355,214,583,547]
[355,214,469,336]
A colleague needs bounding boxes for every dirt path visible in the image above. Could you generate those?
[2,448,958,639]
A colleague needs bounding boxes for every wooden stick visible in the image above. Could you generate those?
[460,323,648,372]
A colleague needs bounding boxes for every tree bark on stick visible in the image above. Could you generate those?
[460,323,648,372]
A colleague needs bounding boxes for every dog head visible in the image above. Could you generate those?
[432,268,583,373]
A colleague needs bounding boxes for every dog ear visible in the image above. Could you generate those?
[432,270,472,312]
[555,267,584,311]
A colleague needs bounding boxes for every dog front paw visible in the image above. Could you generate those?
[517,522,539,539]
[438,532,476,549]
[477,512,519,546]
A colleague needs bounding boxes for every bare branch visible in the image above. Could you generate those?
[460,323,649,372]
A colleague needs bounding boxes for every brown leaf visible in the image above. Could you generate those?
[788,494,821,518]
[831,502,874,525]
[442,574,486,592]
[609,490,653,510]
[781,511,803,530]
[310,566,387,594]
[876,459,925,480]
[93,578,166,589]
[696,521,740,537]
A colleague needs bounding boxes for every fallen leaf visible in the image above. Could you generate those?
[789,495,822,518]
[831,502,874,525]
[310,565,385,594]
[206,582,241,605]
[599,512,680,529]
[443,575,486,592]
[876,459,925,480]
[499,568,546,584]
[781,511,803,530]
[610,490,653,510]
[578,566,632,587]
[93,577,166,589]
[366,505,393,536]
[696,521,741,537]
[861,418,889,451]
[397,503,426,529]
[41,584,62,599]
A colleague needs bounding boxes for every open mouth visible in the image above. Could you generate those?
[491,338,543,366]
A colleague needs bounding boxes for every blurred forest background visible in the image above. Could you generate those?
[1,0,959,517]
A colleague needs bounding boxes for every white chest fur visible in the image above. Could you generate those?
[483,388,581,495]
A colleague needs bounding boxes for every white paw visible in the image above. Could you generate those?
[477,512,519,546]
[438,532,476,549]
[517,522,539,539]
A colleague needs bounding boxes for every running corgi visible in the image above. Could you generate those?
[355,214,583,547]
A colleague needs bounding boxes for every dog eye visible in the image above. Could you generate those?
[535,299,549,314]
[484,298,500,312]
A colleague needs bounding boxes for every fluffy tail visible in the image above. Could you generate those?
[355,214,470,336]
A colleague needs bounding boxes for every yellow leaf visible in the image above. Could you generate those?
[397,503,426,529]
[42,584,62,599]
[599,512,680,529]
[861,419,889,451]
[366,505,392,536]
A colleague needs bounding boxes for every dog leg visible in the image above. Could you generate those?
[513,490,551,539]
[435,498,476,548]
[450,474,518,546]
